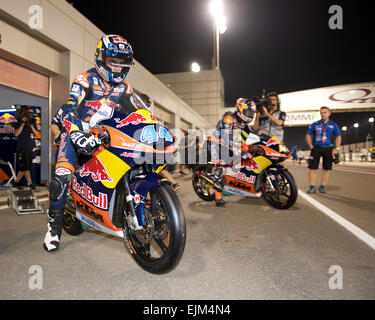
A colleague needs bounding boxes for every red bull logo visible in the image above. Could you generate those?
[0,113,17,124]
[114,112,147,128]
[79,157,113,182]
[236,103,248,112]
[85,100,102,110]
[244,158,260,171]
[85,99,118,111]
[226,167,256,184]
[71,176,108,210]
[266,138,279,147]
[62,116,73,132]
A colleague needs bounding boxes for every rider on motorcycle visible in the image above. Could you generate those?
[211,98,256,207]
[44,34,139,252]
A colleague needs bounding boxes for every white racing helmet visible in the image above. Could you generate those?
[235,98,256,123]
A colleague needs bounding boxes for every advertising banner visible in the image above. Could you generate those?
[279,82,375,113]
[284,111,321,126]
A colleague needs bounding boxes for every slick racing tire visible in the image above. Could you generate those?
[192,165,215,201]
[63,193,84,236]
[261,169,298,210]
[123,184,186,274]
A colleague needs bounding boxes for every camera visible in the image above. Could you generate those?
[251,96,272,114]
[333,153,340,164]
[15,105,36,125]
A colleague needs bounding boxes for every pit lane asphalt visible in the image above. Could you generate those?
[0,163,374,300]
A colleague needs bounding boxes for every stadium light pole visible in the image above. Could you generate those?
[354,123,359,153]
[342,126,347,160]
[191,62,201,72]
[210,0,227,70]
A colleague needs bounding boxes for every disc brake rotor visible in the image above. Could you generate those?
[133,209,154,245]
[152,204,169,240]
[277,175,289,194]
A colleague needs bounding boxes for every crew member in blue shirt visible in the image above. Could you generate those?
[305,106,341,194]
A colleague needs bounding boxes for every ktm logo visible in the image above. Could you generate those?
[76,200,104,223]
[228,180,251,192]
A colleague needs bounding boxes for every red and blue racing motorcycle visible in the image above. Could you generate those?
[63,103,186,274]
[193,130,298,209]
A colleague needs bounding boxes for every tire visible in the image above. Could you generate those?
[123,184,186,274]
[63,192,84,236]
[192,165,215,201]
[261,169,298,210]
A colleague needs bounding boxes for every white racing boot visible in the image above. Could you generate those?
[43,209,63,252]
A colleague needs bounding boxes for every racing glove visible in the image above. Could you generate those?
[70,130,102,155]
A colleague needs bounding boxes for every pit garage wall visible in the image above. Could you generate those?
[0,0,211,131]
[0,85,49,183]
[0,0,211,181]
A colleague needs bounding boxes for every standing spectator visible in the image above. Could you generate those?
[305,106,341,194]
[178,132,188,175]
[13,106,40,189]
[360,147,368,162]
[370,146,375,162]
[291,145,298,165]
[253,92,286,141]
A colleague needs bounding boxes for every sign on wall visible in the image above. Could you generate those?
[284,111,321,126]
[279,82,375,113]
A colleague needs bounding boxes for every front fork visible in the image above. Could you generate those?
[264,170,277,192]
[123,172,142,231]
[255,165,287,193]
[123,170,170,231]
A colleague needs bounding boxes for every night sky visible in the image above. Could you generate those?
[73,0,374,107]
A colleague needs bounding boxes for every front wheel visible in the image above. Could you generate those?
[261,169,298,210]
[123,184,186,274]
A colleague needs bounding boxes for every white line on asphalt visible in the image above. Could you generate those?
[299,190,375,250]
[334,167,375,175]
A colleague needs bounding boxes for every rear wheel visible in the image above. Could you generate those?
[261,169,298,209]
[192,165,215,201]
[123,184,186,274]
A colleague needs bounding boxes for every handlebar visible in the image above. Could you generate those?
[89,125,110,148]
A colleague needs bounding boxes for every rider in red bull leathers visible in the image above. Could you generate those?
[44,35,140,252]
[211,98,256,207]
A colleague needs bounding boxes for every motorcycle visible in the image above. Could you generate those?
[62,102,186,274]
[192,131,298,209]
